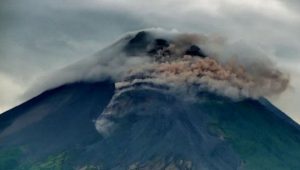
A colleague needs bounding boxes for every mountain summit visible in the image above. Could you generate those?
[0,29,299,170]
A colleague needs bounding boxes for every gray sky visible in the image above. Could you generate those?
[0,0,300,122]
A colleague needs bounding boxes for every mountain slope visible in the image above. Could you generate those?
[0,81,115,169]
[1,83,300,169]
[0,29,299,170]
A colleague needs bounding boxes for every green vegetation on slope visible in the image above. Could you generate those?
[0,149,70,170]
[0,148,22,169]
[27,152,68,170]
[203,100,300,170]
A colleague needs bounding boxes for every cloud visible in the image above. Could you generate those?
[0,73,24,113]
[115,31,289,99]
[23,29,289,102]
[268,59,300,122]
[0,0,300,121]
[0,0,149,82]
[23,30,152,99]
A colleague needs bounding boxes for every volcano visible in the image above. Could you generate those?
[0,29,300,170]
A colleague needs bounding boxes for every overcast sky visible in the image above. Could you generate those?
[0,0,300,122]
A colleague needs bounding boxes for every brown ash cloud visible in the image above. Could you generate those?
[116,32,289,99]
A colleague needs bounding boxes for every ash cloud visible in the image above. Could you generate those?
[120,56,288,99]
[115,30,289,99]
[26,29,289,100]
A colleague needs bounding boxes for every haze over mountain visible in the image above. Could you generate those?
[0,30,299,170]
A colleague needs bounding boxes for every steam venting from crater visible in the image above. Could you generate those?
[27,28,289,100]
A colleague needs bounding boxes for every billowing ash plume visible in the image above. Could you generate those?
[118,55,288,99]
[26,28,289,100]
[114,29,289,99]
